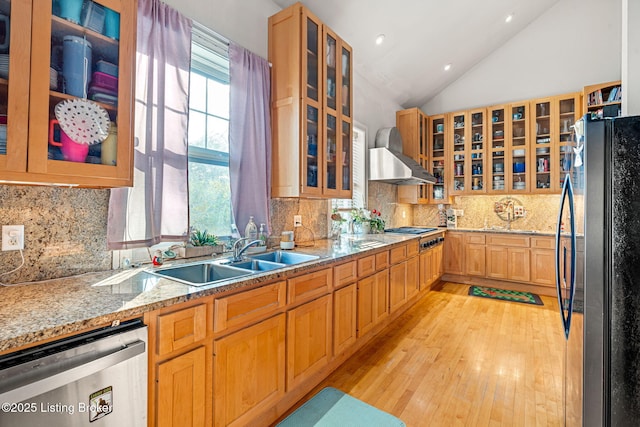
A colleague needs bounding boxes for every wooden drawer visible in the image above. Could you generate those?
[375,251,389,271]
[334,261,357,289]
[464,233,486,244]
[406,240,419,258]
[390,245,407,264]
[287,268,333,305]
[531,236,555,249]
[214,281,286,333]
[487,234,530,247]
[157,304,207,356]
[357,255,376,278]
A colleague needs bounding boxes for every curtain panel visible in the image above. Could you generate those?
[107,0,192,250]
[228,42,272,236]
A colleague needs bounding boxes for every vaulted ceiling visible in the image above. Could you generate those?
[270,0,561,108]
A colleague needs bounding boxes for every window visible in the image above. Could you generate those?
[188,25,232,237]
[332,124,367,212]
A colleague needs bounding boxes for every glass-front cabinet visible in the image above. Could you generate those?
[323,27,351,197]
[0,0,30,176]
[555,93,580,191]
[428,114,447,203]
[487,105,507,194]
[509,102,530,192]
[0,0,135,187]
[468,108,486,194]
[270,4,352,198]
[531,97,553,192]
[449,111,466,195]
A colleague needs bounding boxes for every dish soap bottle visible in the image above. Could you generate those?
[259,223,268,246]
[245,216,258,240]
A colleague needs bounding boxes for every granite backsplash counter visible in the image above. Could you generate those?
[0,232,440,354]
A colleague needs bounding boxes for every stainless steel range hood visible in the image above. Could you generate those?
[369,127,437,185]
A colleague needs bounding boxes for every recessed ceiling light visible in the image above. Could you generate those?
[444,64,452,71]
[375,34,385,45]
[505,14,514,23]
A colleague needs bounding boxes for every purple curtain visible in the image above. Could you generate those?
[229,43,272,236]
[107,0,192,249]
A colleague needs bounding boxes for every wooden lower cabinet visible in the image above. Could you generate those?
[213,314,286,427]
[357,270,389,337]
[333,283,357,356]
[406,255,420,299]
[530,248,555,286]
[486,245,509,280]
[286,294,332,390]
[465,243,486,276]
[444,232,464,274]
[486,245,531,282]
[434,244,443,277]
[508,247,531,282]
[389,262,407,313]
[419,250,432,291]
[156,347,207,427]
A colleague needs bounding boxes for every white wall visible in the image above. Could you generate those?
[422,0,622,114]
[622,0,640,115]
[163,0,401,140]
[162,0,279,57]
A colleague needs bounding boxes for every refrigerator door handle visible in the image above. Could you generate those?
[556,174,574,339]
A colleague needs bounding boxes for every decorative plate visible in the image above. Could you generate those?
[54,99,110,145]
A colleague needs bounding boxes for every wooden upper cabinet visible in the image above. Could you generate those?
[396,108,429,204]
[269,3,352,198]
[428,114,448,203]
[0,0,136,187]
[529,92,581,193]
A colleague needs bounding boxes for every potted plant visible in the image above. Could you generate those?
[181,228,224,258]
[368,209,385,233]
[351,208,370,235]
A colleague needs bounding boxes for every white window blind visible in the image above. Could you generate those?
[332,126,366,210]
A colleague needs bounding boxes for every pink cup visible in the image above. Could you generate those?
[49,119,89,162]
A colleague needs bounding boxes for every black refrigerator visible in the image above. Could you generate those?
[557,115,640,427]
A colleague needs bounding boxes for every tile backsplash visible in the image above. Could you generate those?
[0,182,565,285]
[414,194,563,232]
[0,185,111,284]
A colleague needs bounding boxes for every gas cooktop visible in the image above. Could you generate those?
[384,227,437,235]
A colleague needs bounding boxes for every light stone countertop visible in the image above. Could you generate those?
[0,232,446,354]
[449,227,555,236]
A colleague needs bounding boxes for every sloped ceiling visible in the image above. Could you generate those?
[270,0,561,108]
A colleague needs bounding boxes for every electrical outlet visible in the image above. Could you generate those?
[456,209,464,217]
[2,225,24,251]
[293,215,302,227]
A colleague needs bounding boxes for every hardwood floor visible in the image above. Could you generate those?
[278,282,564,426]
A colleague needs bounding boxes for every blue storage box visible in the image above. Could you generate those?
[81,1,105,33]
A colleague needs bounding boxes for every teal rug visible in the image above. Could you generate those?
[277,387,406,427]
[468,285,543,305]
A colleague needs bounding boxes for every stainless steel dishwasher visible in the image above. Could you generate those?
[0,319,147,426]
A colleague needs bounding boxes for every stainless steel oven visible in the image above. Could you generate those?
[0,319,147,426]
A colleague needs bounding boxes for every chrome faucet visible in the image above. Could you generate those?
[506,212,512,231]
[231,238,263,262]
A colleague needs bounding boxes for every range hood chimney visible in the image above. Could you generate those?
[369,127,437,185]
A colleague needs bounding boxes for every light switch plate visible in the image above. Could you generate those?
[2,225,24,251]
